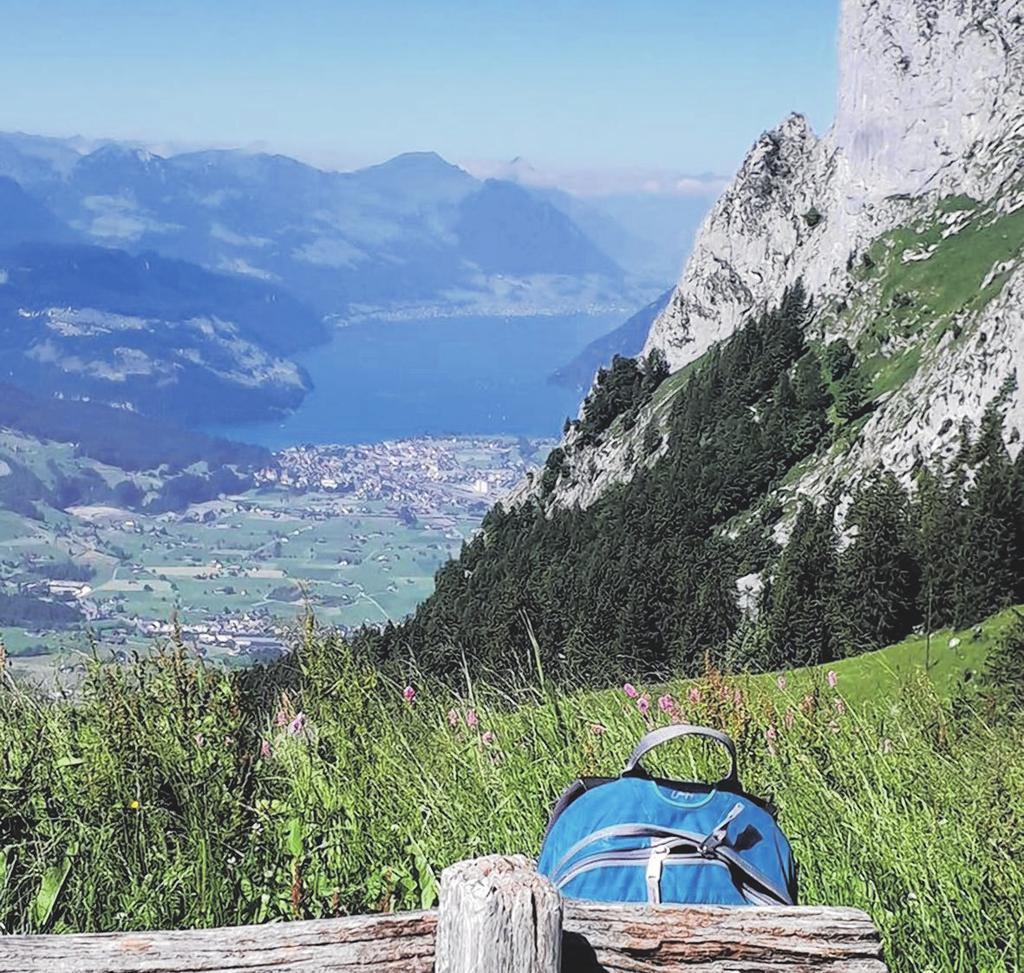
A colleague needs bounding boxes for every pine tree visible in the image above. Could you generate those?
[643,347,670,392]
[835,472,920,652]
[954,428,1018,626]
[676,543,740,673]
[822,338,855,382]
[1014,449,1024,604]
[791,351,831,456]
[912,464,963,628]
[763,500,838,669]
[833,370,868,420]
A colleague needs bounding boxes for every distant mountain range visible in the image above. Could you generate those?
[0,132,682,320]
[0,241,324,426]
[0,129,715,473]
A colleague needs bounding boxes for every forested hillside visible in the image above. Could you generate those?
[365,286,1024,684]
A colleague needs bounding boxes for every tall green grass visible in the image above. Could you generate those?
[0,613,1020,972]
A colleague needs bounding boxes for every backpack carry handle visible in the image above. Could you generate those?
[622,724,741,788]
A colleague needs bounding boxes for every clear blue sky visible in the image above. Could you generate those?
[0,0,839,179]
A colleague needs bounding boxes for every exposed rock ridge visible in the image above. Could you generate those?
[648,0,1024,373]
[511,0,1024,512]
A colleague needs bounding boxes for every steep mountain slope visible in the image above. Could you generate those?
[373,0,1024,682]
[515,182,716,285]
[453,179,622,278]
[523,0,1024,511]
[0,178,76,247]
[0,140,642,318]
[550,289,673,392]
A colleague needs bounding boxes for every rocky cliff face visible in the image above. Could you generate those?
[647,0,1024,371]
[833,0,1024,203]
[515,0,1024,512]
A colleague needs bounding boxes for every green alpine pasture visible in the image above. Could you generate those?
[0,608,1021,973]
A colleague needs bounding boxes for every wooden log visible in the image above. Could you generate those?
[0,910,437,973]
[0,857,890,973]
[435,854,562,973]
[562,900,888,972]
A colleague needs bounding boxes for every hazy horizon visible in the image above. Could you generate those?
[0,0,839,196]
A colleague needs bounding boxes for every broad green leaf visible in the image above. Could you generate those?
[32,856,72,929]
[286,817,304,858]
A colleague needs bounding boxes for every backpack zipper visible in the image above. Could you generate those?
[700,801,745,856]
[555,843,729,891]
[646,843,670,904]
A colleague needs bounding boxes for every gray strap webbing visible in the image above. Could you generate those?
[622,724,741,788]
[714,845,794,906]
[556,838,698,891]
[548,822,704,885]
[552,818,793,906]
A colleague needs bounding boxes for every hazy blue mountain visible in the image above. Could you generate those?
[0,177,76,247]
[353,150,477,203]
[488,156,719,285]
[454,179,622,278]
[550,289,673,391]
[0,132,83,188]
[0,133,644,318]
[0,242,324,425]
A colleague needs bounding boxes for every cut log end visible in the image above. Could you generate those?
[436,855,563,973]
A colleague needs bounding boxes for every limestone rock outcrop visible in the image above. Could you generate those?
[515,0,1024,513]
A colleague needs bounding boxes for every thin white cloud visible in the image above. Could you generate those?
[460,157,728,198]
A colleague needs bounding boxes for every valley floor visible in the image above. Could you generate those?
[0,435,547,686]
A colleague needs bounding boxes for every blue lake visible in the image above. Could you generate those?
[210,313,620,448]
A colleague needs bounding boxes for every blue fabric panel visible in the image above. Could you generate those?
[538,777,796,905]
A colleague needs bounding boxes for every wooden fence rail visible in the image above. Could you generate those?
[0,856,888,973]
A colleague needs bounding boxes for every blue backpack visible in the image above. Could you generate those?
[538,725,797,906]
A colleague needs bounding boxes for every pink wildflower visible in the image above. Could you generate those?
[465,709,479,728]
[623,683,639,699]
[637,696,650,717]
[481,730,495,746]
[784,709,795,731]
[657,694,675,713]
[765,723,778,743]
[447,708,460,726]
[590,723,606,736]
[827,670,838,689]
[287,712,307,736]
[274,710,289,727]
[800,694,815,714]
[776,676,787,691]
[828,720,841,734]
[834,697,846,715]
[403,685,416,703]
[733,688,743,706]
[688,686,701,705]
[260,740,272,759]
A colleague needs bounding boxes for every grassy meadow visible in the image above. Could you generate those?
[0,610,1021,972]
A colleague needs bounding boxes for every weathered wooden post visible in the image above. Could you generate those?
[435,854,562,973]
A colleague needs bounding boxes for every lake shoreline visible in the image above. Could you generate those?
[205,312,622,450]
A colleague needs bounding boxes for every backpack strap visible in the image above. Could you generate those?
[622,724,741,789]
